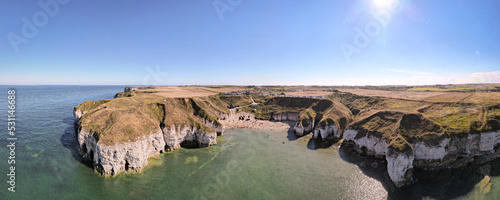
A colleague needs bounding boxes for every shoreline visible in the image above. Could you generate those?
[220,119,295,131]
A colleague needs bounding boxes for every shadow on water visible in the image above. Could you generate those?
[339,144,396,192]
[306,137,335,150]
[286,127,299,141]
[339,143,500,200]
[61,117,94,169]
[62,117,74,125]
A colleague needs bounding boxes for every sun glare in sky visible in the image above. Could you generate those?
[373,0,394,9]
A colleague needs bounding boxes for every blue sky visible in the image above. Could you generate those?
[0,0,499,85]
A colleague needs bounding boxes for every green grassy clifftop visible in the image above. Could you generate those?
[332,91,500,154]
[75,93,230,145]
[75,87,500,149]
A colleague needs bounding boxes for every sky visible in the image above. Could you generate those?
[0,0,499,86]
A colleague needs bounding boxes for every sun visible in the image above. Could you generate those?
[373,0,394,9]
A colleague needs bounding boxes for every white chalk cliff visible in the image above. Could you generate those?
[74,89,500,190]
[77,128,165,176]
[343,128,500,187]
[74,109,219,176]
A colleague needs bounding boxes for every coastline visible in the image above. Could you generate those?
[220,119,295,131]
[73,86,500,189]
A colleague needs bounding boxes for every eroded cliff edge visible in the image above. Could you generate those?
[74,87,500,188]
[336,92,500,187]
[74,92,226,176]
[74,88,351,177]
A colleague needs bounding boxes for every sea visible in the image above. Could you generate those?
[0,85,498,200]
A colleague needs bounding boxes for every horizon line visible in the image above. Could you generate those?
[0,83,499,87]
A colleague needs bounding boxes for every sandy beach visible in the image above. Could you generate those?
[220,119,295,131]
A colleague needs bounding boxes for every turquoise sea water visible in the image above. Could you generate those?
[0,85,498,199]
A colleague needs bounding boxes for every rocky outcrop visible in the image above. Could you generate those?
[271,112,318,137]
[124,87,138,92]
[76,87,500,189]
[221,110,342,141]
[271,112,342,141]
[412,138,451,168]
[199,117,225,135]
[343,128,389,157]
[114,92,133,98]
[162,126,217,151]
[73,110,84,125]
[412,131,500,168]
[386,147,414,188]
[293,117,315,137]
[343,128,500,187]
[271,112,299,121]
[313,124,339,141]
[74,108,220,176]
[343,128,415,187]
[77,128,165,176]
[270,112,316,137]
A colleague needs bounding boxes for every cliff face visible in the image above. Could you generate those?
[344,127,412,187]
[124,86,139,92]
[293,117,315,137]
[343,127,500,187]
[75,110,220,176]
[386,147,414,188]
[244,97,351,141]
[271,112,299,121]
[313,124,339,141]
[343,128,389,157]
[332,90,500,188]
[270,112,342,141]
[412,131,500,168]
[77,128,165,176]
[73,110,84,125]
[74,87,500,189]
[73,93,229,176]
[74,93,349,177]
[162,126,217,151]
